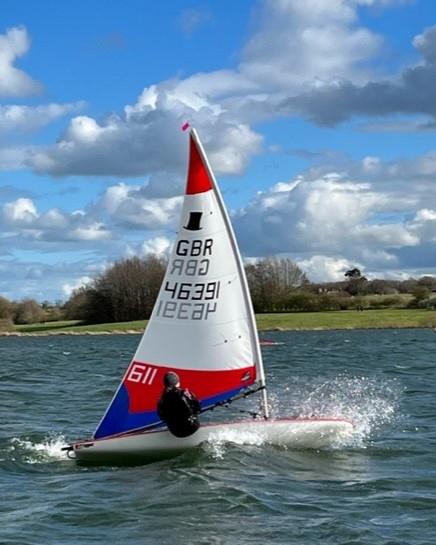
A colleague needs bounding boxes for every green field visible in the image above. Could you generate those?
[8,308,436,335]
[255,309,436,330]
[13,319,147,334]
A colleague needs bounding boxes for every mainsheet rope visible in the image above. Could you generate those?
[199,384,267,419]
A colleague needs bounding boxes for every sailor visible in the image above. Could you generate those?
[157,371,201,438]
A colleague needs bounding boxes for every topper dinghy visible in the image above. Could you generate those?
[65,129,353,463]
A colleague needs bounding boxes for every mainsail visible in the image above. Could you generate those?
[94,129,267,439]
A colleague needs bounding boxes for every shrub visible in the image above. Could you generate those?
[368,296,403,309]
[284,292,319,312]
[13,299,46,324]
[417,297,436,310]
[0,318,14,331]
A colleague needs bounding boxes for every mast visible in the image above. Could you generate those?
[189,128,269,419]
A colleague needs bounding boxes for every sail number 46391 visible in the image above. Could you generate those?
[155,280,220,320]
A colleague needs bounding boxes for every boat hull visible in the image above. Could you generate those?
[72,418,354,464]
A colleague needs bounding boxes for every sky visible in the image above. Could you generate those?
[1,0,436,302]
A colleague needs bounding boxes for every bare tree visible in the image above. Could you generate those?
[245,257,309,312]
[0,296,13,320]
[417,276,436,290]
[14,299,46,324]
[64,255,167,323]
[63,286,95,321]
[98,255,166,322]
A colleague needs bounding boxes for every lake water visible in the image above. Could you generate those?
[1,329,435,545]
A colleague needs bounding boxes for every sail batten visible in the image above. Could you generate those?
[94,129,267,440]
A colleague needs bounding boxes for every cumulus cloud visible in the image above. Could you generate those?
[413,25,436,64]
[0,176,187,257]
[0,174,192,258]
[9,2,427,182]
[3,197,37,224]
[408,208,436,246]
[140,236,172,256]
[240,0,382,90]
[233,144,436,280]
[0,25,86,171]
[101,182,183,228]
[233,161,435,276]
[28,88,263,177]
[280,24,436,126]
[0,258,104,301]
[28,0,392,178]
[3,1,436,298]
[231,144,436,282]
[0,147,30,170]
[0,26,41,97]
[1,197,112,242]
[277,150,436,204]
[236,173,388,255]
[62,276,93,298]
[296,255,354,282]
[0,102,85,133]
[4,149,436,298]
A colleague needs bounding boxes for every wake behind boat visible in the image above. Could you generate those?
[64,128,353,463]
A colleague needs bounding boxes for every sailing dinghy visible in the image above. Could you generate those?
[65,129,353,463]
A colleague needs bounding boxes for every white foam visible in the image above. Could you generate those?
[9,434,69,463]
[203,427,265,458]
[200,417,356,460]
[291,374,401,448]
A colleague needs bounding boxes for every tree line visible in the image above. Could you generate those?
[0,298,63,329]
[1,257,436,328]
[63,255,166,323]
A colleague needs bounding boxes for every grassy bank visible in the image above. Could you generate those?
[255,309,436,330]
[13,319,147,334]
[8,308,436,335]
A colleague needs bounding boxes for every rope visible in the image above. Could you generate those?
[199,384,267,419]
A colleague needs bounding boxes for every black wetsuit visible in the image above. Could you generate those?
[157,387,201,438]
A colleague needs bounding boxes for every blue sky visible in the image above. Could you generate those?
[1,0,436,301]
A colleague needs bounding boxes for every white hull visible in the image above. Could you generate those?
[72,418,354,463]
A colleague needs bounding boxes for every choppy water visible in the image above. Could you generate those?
[1,329,435,545]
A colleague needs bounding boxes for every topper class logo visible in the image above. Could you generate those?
[184,212,203,231]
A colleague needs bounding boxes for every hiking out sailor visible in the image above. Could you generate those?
[157,371,201,438]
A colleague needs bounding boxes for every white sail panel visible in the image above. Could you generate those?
[135,190,256,370]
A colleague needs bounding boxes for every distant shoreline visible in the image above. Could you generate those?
[2,309,435,337]
[0,326,434,337]
[0,330,144,336]
[0,309,436,337]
